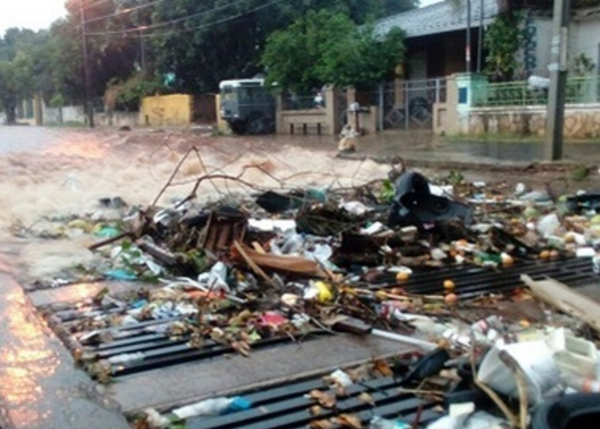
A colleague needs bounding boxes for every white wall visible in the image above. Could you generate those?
[571,18,600,74]
[528,15,600,77]
[532,17,553,77]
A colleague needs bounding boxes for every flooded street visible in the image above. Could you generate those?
[0,126,391,429]
[0,126,598,428]
[0,127,389,281]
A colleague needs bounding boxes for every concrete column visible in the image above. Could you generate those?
[324,87,340,135]
[34,92,43,126]
[275,94,284,134]
[445,76,459,135]
[453,73,488,134]
[394,79,405,109]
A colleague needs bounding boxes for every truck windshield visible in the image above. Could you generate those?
[221,87,237,100]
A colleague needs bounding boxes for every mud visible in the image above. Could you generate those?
[0,128,391,283]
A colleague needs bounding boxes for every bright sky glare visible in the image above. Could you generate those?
[0,0,67,36]
[0,0,444,37]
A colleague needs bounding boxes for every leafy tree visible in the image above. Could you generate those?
[484,12,523,82]
[0,29,36,123]
[148,0,415,93]
[262,10,405,93]
[104,73,169,111]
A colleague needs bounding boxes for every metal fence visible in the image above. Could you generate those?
[473,75,600,107]
[369,78,447,130]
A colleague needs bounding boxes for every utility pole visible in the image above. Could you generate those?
[545,0,570,160]
[80,0,95,128]
[476,0,484,73]
[466,0,472,73]
[139,30,146,76]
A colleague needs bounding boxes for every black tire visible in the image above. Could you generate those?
[246,111,268,135]
[229,120,247,135]
[531,393,600,429]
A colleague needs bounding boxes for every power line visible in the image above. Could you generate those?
[62,0,247,36]
[81,0,113,12]
[85,0,264,35]
[85,0,286,38]
[84,0,250,27]
[84,0,166,25]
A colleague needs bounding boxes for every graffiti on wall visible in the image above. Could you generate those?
[523,13,537,76]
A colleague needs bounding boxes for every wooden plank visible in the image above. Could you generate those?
[521,274,600,333]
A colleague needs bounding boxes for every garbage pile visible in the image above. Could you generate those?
[27,165,600,429]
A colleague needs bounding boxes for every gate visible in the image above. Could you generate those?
[377,78,446,130]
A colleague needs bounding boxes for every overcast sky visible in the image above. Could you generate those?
[0,0,443,37]
[0,0,67,35]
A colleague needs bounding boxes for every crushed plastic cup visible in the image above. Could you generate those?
[478,341,562,405]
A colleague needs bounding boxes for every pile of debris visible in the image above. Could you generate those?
[25,158,600,429]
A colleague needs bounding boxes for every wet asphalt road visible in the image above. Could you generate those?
[0,126,133,429]
[0,126,69,154]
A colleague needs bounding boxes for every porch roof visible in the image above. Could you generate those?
[375,0,501,39]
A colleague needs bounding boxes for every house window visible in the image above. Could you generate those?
[459,88,468,104]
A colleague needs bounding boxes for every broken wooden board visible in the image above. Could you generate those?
[521,274,600,333]
[234,242,327,278]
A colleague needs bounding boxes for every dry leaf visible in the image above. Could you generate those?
[309,389,337,408]
[371,359,394,377]
[309,419,334,429]
[335,413,363,428]
[335,386,348,398]
[346,364,370,382]
[309,405,323,416]
[358,392,375,406]
[231,341,251,357]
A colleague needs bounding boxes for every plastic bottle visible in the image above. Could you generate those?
[281,232,304,254]
[108,352,145,365]
[172,396,252,420]
[369,416,410,429]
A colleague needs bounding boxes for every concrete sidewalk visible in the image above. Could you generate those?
[267,130,600,167]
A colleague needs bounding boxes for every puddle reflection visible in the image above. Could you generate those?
[0,291,60,427]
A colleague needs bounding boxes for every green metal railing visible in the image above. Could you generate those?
[473,75,600,107]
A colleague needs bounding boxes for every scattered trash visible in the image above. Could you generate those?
[24,155,600,429]
[370,416,411,429]
[171,396,252,420]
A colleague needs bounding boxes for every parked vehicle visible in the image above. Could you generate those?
[219,79,276,135]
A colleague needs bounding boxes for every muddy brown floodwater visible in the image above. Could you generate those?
[0,128,393,281]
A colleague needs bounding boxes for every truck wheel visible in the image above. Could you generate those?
[247,111,268,135]
[229,120,247,135]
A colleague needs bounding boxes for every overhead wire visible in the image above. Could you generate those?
[85,0,287,38]
[83,0,166,25]
[61,0,256,36]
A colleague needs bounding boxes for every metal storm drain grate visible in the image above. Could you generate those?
[42,300,327,379]
[180,371,443,429]
[40,258,596,380]
[371,257,597,298]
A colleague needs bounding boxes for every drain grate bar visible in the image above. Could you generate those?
[43,258,597,379]
[184,372,442,429]
[111,335,323,377]
[372,258,597,298]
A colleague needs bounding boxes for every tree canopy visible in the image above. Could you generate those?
[1,0,417,119]
[261,10,406,93]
